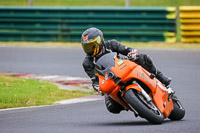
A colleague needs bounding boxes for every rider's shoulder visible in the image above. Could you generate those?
[105,39,119,44]
[104,39,120,47]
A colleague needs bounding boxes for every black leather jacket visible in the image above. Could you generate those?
[82,39,134,81]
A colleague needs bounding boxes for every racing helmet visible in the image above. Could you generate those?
[81,28,104,56]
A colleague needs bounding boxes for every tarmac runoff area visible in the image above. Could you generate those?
[0,72,103,111]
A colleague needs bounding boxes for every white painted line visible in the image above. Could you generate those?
[0,96,103,112]
[55,97,103,104]
[0,105,52,112]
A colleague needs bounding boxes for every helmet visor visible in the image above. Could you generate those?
[82,36,101,55]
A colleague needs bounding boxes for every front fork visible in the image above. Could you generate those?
[121,81,153,116]
[123,81,152,103]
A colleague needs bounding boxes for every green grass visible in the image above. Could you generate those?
[131,0,200,7]
[0,75,93,109]
[0,0,200,7]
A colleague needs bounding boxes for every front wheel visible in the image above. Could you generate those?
[124,89,164,124]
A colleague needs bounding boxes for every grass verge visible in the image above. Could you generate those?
[0,75,93,109]
[0,41,200,49]
[0,0,200,7]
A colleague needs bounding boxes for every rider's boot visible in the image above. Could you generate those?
[136,54,171,86]
[155,70,173,95]
[156,70,172,86]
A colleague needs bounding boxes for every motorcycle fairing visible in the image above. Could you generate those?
[95,53,174,118]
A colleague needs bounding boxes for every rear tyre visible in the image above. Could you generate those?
[168,97,185,120]
[124,89,164,124]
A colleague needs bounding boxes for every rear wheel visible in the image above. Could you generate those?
[124,89,164,124]
[168,95,185,120]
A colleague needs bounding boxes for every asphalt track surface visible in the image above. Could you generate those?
[0,46,200,133]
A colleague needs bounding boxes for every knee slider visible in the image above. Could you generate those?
[105,95,124,114]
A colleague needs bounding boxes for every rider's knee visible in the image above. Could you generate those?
[105,94,124,114]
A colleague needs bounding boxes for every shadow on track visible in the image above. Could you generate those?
[80,119,177,127]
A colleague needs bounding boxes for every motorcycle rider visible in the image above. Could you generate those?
[81,27,171,114]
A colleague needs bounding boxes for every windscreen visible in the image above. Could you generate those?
[95,52,116,76]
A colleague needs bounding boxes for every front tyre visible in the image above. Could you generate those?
[124,89,164,124]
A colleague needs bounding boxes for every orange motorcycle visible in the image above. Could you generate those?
[95,52,185,124]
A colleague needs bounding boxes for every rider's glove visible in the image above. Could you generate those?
[92,82,104,95]
[92,78,104,95]
[127,49,139,61]
[91,77,99,92]
[92,83,99,92]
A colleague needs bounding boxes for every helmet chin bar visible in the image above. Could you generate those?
[93,45,100,56]
[95,48,103,58]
